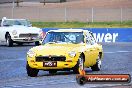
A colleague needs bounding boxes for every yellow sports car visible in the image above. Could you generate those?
[26,29,103,77]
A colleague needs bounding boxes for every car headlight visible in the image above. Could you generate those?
[27,50,36,58]
[69,51,76,57]
[12,30,17,35]
[39,30,44,38]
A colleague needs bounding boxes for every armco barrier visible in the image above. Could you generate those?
[42,28,132,43]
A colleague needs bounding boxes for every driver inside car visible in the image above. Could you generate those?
[53,35,62,42]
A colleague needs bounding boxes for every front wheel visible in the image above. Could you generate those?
[73,55,84,74]
[26,63,39,77]
[6,34,13,47]
[91,56,102,71]
[35,41,40,46]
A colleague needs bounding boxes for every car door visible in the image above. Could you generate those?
[89,32,99,64]
[0,27,6,42]
[84,32,96,67]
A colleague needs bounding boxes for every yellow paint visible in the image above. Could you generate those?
[27,29,103,70]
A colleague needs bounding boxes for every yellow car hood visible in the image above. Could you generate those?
[31,44,85,56]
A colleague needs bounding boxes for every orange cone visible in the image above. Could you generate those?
[79,68,86,75]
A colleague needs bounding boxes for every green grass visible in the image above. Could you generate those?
[32,21,132,28]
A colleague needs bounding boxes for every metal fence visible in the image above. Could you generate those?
[0,0,66,3]
[0,5,132,22]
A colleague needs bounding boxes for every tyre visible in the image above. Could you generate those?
[17,42,23,46]
[6,34,13,47]
[49,70,57,74]
[26,63,39,77]
[73,55,84,74]
[76,76,86,85]
[91,56,102,71]
[35,41,40,46]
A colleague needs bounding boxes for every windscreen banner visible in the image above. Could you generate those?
[42,28,132,43]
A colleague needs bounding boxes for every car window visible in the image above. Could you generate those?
[86,33,92,45]
[3,20,10,26]
[86,32,96,45]
[2,19,31,27]
[89,32,96,44]
[43,32,84,44]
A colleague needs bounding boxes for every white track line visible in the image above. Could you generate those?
[104,51,132,54]
[2,80,76,88]
[0,58,25,63]
[116,51,131,52]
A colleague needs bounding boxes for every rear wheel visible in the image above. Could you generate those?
[73,55,84,74]
[6,34,13,47]
[26,63,39,77]
[91,56,102,71]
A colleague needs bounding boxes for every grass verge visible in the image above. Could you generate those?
[32,21,132,28]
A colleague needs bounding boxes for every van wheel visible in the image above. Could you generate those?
[26,63,39,77]
[73,55,84,74]
[91,56,102,71]
[6,34,13,47]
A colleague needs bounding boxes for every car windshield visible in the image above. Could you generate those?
[3,19,31,27]
[42,32,84,44]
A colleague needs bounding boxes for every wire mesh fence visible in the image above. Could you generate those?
[0,5,132,22]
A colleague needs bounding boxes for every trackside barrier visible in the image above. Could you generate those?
[42,28,132,43]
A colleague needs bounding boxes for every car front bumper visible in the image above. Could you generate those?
[28,61,77,70]
[27,56,78,70]
[12,37,42,43]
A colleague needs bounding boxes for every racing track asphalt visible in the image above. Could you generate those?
[0,43,132,88]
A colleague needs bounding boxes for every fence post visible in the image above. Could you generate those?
[43,0,46,6]
[92,8,94,22]
[64,7,67,22]
[16,0,20,7]
[38,7,40,22]
[12,0,15,19]
[120,8,123,23]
